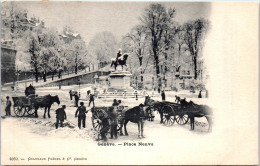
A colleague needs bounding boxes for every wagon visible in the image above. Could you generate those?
[12,94,38,117]
[144,97,189,126]
[160,101,189,126]
[91,105,128,134]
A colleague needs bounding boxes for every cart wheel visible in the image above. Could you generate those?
[14,101,25,117]
[27,105,35,115]
[92,117,103,131]
[176,113,189,125]
[92,109,105,131]
[162,105,175,126]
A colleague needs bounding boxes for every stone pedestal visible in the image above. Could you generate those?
[109,71,132,90]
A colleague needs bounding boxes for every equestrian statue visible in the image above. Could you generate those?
[111,49,129,71]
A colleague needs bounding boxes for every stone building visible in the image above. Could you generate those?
[1,43,17,84]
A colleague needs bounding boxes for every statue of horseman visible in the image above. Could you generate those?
[111,49,129,71]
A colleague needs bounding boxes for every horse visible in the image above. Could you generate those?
[181,100,213,131]
[32,95,60,118]
[144,96,166,123]
[111,53,128,70]
[119,104,148,138]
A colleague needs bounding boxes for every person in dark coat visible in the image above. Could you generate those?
[25,84,35,96]
[5,96,11,116]
[109,107,118,139]
[75,102,88,129]
[87,90,91,99]
[88,93,95,107]
[99,112,109,141]
[135,91,138,100]
[55,105,67,129]
[198,90,202,98]
[74,92,79,107]
[138,104,146,138]
[69,90,73,100]
[161,90,166,101]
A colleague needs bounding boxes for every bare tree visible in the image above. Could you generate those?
[140,3,175,92]
[123,25,148,87]
[183,18,209,79]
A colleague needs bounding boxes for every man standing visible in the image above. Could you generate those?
[69,90,73,100]
[89,93,95,107]
[74,92,79,107]
[99,111,109,141]
[109,107,118,139]
[161,90,166,101]
[198,90,202,98]
[75,102,88,129]
[5,96,11,116]
[138,104,146,138]
[55,105,67,129]
[87,90,91,100]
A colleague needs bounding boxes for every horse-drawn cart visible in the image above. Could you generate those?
[160,101,189,126]
[12,95,38,117]
[144,97,189,126]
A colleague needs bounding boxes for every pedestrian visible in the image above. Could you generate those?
[55,105,67,129]
[161,90,166,101]
[135,90,138,100]
[198,90,202,98]
[138,104,146,138]
[98,112,109,141]
[75,102,88,129]
[74,92,79,107]
[109,107,118,139]
[69,90,73,100]
[5,96,11,116]
[89,93,95,107]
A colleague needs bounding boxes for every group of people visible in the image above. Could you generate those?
[55,101,89,129]
[69,90,95,107]
[98,99,123,141]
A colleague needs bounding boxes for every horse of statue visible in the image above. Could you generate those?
[181,100,213,131]
[111,53,128,71]
[32,94,60,118]
[119,104,148,138]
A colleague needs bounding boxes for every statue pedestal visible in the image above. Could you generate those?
[109,71,132,90]
[98,70,138,98]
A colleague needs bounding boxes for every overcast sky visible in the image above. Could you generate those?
[14,2,211,44]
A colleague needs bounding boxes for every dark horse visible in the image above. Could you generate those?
[181,100,213,131]
[144,96,168,124]
[119,104,148,138]
[33,95,60,118]
[111,53,128,70]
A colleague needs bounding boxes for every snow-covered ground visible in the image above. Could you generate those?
[1,85,213,165]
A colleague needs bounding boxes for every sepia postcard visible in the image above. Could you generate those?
[0,1,258,165]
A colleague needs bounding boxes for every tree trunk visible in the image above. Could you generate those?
[193,55,197,79]
[35,68,38,83]
[43,71,47,82]
[153,51,161,93]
